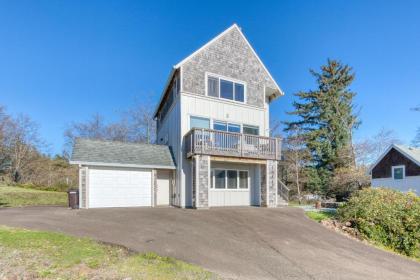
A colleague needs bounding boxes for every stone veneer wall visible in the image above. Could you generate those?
[260,164,267,206]
[181,27,278,108]
[260,160,278,207]
[266,160,278,207]
[192,155,210,208]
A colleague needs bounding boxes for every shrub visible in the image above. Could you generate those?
[338,188,420,257]
[17,182,71,192]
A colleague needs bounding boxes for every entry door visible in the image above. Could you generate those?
[157,170,170,206]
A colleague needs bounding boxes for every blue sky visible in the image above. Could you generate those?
[0,0,419,155]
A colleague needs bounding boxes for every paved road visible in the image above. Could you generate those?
[0,206,418,279]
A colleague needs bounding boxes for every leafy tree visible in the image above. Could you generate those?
[63,100,156,157]
[285,59,360,198]
[282,126,310,202]
[354,128,402,166]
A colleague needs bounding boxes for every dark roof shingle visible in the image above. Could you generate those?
[70,138,175,169]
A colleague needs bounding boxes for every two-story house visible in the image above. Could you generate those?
[71,24,286,209]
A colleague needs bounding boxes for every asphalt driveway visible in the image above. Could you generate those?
[0,206,418,279]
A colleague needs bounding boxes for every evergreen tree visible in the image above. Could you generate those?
[285,59,360,197]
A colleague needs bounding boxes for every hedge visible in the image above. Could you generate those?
[338,188,420,257]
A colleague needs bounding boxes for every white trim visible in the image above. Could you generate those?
[368,144,420,173]
[181,91,265,111]
[174,24,284,97]
[392,165,406,180]
[151,170,155,207]
[153,68,176,118]
[205,72,247,104]
[188,114,260,136]
[86,166,89,209]
[70,161,176,170]
[175,24,238,68]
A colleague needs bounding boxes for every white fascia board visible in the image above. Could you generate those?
[153,68,177,119]
[69,161,176,170]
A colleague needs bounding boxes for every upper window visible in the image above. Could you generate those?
[243,125,259,136]
[190,116,210,129]
[207,75,245,103]
[392,165,405,180]
[213,121,241,133]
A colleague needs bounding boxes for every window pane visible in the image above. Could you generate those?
[190,116,210,129]
[239,171,248,189]
[227,170,237,189]
[208,77,219,97]
[234,83,244,102]
[215,170,225,189]
[210,170,214,188]
[220,79,234,100]
[213,121,227,131]
[394,167,404,180]
[228,123,241,133]
[243,125,259,135]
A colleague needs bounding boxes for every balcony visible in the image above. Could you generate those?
[185,128,281,160]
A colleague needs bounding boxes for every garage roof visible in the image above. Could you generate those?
[70,138,176,169]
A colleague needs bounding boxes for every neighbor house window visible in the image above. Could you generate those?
[207,75,245,102]
[392,165,405,180]
[211,169,249,189]
[190,116,210,129]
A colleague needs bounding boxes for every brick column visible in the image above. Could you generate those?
[192,155,210,208]
[260,160,278,208]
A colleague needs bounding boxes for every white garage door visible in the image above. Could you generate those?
[88,167,151,208]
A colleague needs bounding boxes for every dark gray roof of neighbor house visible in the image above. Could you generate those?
[70,138,176,169]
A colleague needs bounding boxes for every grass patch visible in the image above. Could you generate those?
[0,226,215,279]
[0,185,67,207]
[306,210,337,222]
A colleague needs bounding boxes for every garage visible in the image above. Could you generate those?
[70,138,176,209]
[88,167,152,208]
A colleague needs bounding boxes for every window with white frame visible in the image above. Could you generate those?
[207,75,245,102]
[213,121,241,133]
[190,116,210,129]
[243,125,259,136]
[392,165,405,180]
[211,169,249,189]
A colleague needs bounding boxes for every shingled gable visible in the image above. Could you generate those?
[153,23,284,118]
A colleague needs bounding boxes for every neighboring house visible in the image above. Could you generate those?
[369,144,420,194]
[71,24,286,208]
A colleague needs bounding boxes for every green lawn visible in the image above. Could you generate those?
[0,226,215,279]
[0,185,67,207]
[305,210,337,222]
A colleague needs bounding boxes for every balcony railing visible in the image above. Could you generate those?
[185,128,281,160]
